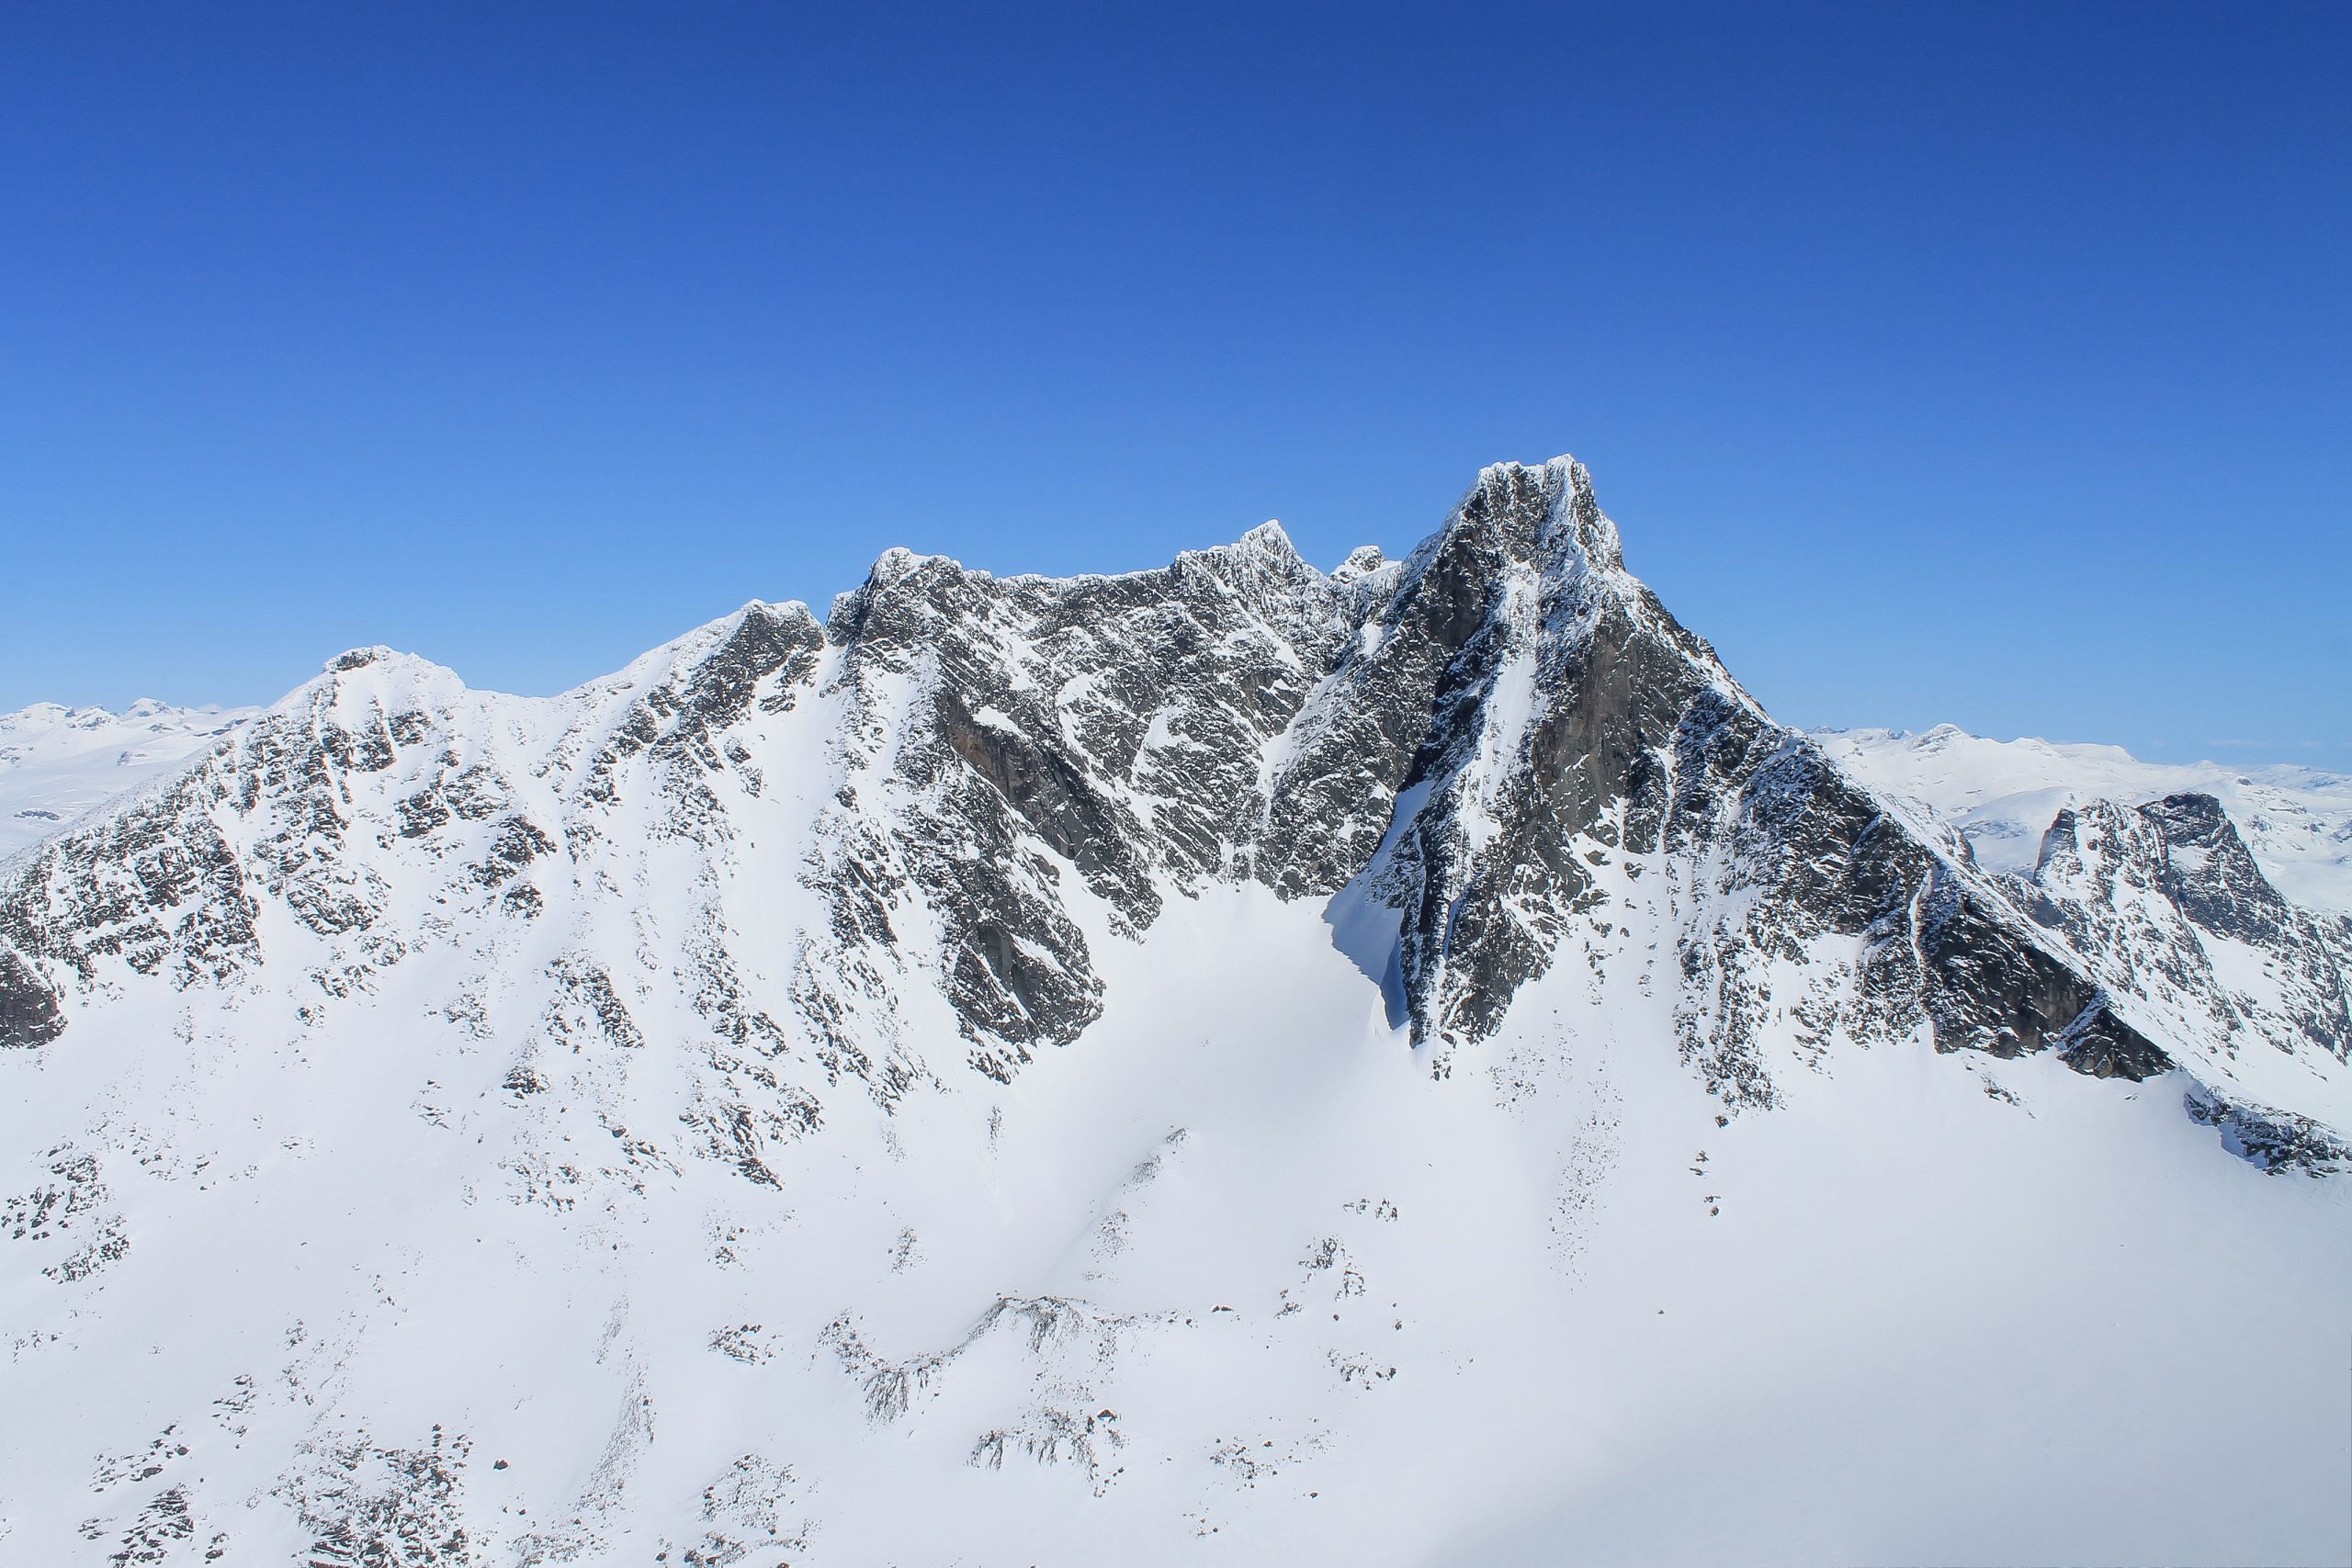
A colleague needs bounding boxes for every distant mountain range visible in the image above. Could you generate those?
[1815,723,2352,914]
[0,699,259,861]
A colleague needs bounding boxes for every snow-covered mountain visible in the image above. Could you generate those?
[0,700,258,863]
[1816,725,2352,1151]
[3,458,2346,1566]
[1814,724,2352,914]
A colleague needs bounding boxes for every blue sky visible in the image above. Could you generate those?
[4,2,2346,765]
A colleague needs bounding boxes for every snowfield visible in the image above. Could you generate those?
[0,458,2346,1565]
[0,700,258,863]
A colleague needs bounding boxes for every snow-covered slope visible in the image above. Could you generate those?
[0,701,257,863]
[1813,725,2352,1145]
[3,460,2347,1566]
[1814,724,2352,914]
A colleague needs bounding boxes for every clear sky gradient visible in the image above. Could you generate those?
[4,2,2346,765]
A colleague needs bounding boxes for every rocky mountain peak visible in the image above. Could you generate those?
[1449,455,1623,575]
[1224,517,1306,565]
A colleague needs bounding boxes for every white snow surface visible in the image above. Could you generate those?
[0,466,2346,1565]
[10,876,2348,1566]
[0,700,258,863]
[1814,723,2352,915]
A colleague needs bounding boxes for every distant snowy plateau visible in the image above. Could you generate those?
[2,458,2347,1567]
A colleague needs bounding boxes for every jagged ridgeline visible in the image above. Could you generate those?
[2,459,2235,1086]
[2,457,2347,1566]
[3,460,2346,1141]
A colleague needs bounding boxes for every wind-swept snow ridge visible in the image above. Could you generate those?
[1,457,2348,1566]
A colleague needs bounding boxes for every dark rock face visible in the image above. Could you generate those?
[1250,460,2167,1106]
[1645,699,2167,1101]
[0,945,62,1048]
[1370,470,1699,1043]
[2023,794,2352,1067]
[2142,793,2296,945]
[577,601,826,818]
[2186,1089,2351,1176]
[1912,877,2168,1079]
[933,685,1155,927]
[806,527,1365,1077]
[0,773,263,993]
